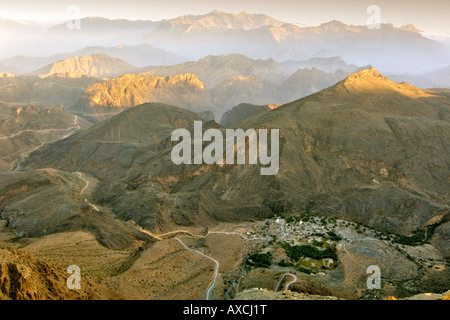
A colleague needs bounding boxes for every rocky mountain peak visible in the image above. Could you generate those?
[32,53,137,78]
[330,67,432,97]
[164,73,205,89]
[399,24,423,33]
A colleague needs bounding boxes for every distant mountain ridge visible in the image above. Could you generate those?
[157,10,285,31]
[31,53,137,78]
[0,62,22,75]
[1,53,357,120]
[1,44,187,73]
[282,56,359,73]
[142,53,292,88]
[48,16,159,35]
[139,13,447,73]
[75,54,352,117]
[2,10,445,74]
[391,64,450,89]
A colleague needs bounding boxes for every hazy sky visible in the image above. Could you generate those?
[1,0,450,34]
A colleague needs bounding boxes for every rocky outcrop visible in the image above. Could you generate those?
[76,73,218,115]
[0,248,118,300]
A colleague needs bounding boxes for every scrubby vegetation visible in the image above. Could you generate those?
[285,216,296,223]
[297,266,313,274]
[277,259,294,267]
[326,231,342,241]
[394,226,436,246]
[247,252,272,268]
[282,243,338,261]
[312,240,324,247]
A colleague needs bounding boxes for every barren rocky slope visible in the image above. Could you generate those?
[0,247,119,300]
[0,105,91,171]
[0,168,153,249]
[0,74,101,109]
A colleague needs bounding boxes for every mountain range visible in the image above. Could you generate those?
[2,49,448,125]
[0,53,358,121]
[142,16,447,73]
[1,11,448,74]
[391,65,450,89]
[13,52,349,118]
[282,56,359,74]
[142,53,292,88]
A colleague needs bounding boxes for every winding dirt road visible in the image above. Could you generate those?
[135,226,265,300]
[14,114,80,170]
[72,172,263,301]
[274,272,298,292]
[173,237,220,300]
[1,115,80,140]
[74,171,100,212]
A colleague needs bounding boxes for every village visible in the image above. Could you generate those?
[242,214,386,274]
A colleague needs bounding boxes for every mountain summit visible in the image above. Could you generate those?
[160,10,285,31]
[31,53,137,78]
[326,67,433,97]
